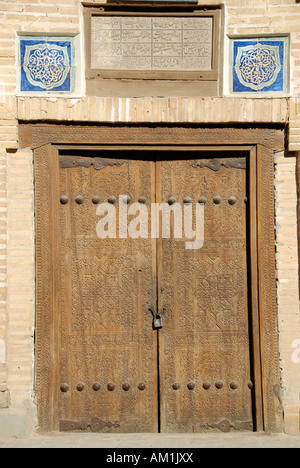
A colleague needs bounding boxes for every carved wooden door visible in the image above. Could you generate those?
[35,147,254,433]
[157,154,254,433]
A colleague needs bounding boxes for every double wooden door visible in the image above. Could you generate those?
[35,147,254,433]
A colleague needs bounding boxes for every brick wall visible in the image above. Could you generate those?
[0,0,299,435]
[275,152,300,435]
[6,149,35,408]
[0,147,7,409]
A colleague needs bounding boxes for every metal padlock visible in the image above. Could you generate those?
[153,314,163,330]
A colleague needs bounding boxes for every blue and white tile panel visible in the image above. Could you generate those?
[230,37,289,94]
[19,37,75,93]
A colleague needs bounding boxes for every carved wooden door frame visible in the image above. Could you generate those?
[20,123,284,433]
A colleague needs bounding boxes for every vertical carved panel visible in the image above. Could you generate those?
[35,144,60,431]
[297,154,300,303]
[257,145,283,432]
[158,155,253,433]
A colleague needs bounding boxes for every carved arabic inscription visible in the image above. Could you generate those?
[91,16,213,71]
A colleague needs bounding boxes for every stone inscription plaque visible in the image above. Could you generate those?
[91,16,213,71]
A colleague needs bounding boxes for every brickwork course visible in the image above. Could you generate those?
[0,0,299,441]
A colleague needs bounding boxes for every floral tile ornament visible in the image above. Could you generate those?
[230,37,289,94]
[19,37,75,93]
